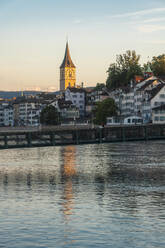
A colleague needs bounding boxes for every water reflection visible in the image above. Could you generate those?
[61,146,77,219]
[0,142,164,247]
[0,142,165,187]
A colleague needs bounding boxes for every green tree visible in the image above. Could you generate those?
[106,50,143,90]
[93,98,117,125]
[94,83,106,91]
[40,105,59,125]
[151,54,165,76]
[143,62,151,72]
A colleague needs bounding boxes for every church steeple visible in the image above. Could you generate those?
[60,42,76,68]
[60,42,76,91]
[144,63,153,78]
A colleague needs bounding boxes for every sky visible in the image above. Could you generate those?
[0,0,165,91]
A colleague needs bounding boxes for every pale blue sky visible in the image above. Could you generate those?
[0,0,165,91]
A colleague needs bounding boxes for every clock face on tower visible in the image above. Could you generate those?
[66,68,74,79]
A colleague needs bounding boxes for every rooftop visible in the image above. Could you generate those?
[60,42,76,68]
[66,87,85,93]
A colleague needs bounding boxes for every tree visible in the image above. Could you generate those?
[151,54,165,76]
[94,83,106,91]
[106,50,143,90]
[40,105,59,125]
[93,98,117,125]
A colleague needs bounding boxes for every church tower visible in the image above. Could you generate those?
[144,64,153,78]
[60,42,76,91]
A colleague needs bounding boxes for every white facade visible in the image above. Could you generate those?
[4,106,14,126]
[152,105,165,124]
[50,99,79,121]
[111,77,165,123]
[65,88,85,116]
[14,99,45,126]
[111,88,135,117]
[26,108,41,126]
[122,90,135,116]
[0,103,14,126]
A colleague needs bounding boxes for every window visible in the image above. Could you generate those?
[72,95,77,98]
[155,116,159,121]
[160,94,165,98]
[160,116,165,121]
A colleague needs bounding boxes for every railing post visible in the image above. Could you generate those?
[27,132,32,147]
[76,129,79,145]
[99,127,102,143]
[16,135,19,145]
[122,127,125,142]
[144,126,148,141]
[4,135,8,148]
[50,133,55,146]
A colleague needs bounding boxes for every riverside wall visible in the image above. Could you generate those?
[0,124,165,149]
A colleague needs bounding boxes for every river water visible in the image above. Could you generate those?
[0,141,165,248]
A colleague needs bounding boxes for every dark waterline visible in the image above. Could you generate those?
[0,141,165,248]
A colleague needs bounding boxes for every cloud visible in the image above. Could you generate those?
[111,7,165,19]
[142,17,165,23]
[73,19,83,24]
[137,24,165,33]
[148,40,165,44]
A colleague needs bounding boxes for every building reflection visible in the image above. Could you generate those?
[61,146,77,220]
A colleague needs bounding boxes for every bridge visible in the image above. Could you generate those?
[0,124,165,149]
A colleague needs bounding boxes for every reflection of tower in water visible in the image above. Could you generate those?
[61,146,77,219]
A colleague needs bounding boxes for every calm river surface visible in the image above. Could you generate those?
[0,141,165,248]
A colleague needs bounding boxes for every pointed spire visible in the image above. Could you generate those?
[60,41,76,68]
[146,63,152,73]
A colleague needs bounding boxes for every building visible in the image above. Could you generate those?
[144,64,153,79]
[0,101,14,126]
[60,42,76,91]
[152,104,165,124]
[110,76,165,123]
[136,78,165,123]
[3,105,14,126]
[50,98,79,123]
[65,87,85,117]
[13,98,47,126]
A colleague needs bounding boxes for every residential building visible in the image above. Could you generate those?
[152,104,165,124]
[50,98,79,123]
[0,101,14,126]
[110,76,165,123]
[3,105,14,126]
[65,87,85,117]
[13,98,46,126]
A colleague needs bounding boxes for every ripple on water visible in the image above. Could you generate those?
[0,141,165,247]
